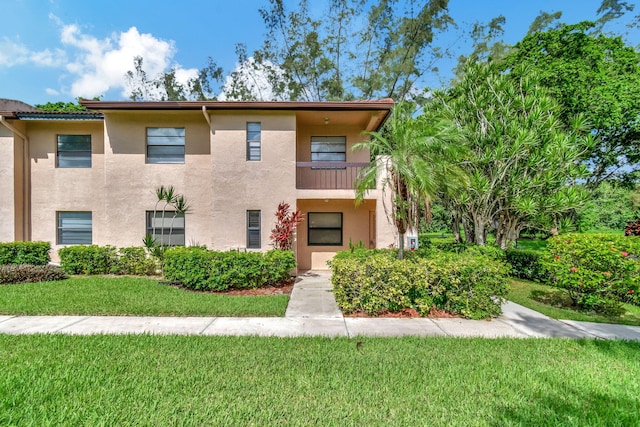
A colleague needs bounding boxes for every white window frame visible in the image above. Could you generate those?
[247,122,261,161]
[247,210,261,249]
[146,127,185,164]
[56,134,92,168]
[57,211,92,245]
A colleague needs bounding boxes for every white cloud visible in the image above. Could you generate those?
[0,37,66,68]
[60,24,198,99]
[2,15,198,100]
[45,88,60,96]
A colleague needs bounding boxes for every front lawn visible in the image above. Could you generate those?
[0,276,288,317]
[1,335,638,426]
[508,279,640,326]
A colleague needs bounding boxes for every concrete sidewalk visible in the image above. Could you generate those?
[1,272,639,340]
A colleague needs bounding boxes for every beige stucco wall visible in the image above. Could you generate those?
[209,111,297,251]
[9,107,396,268]
[26,120,104,258]
[100,111,212,251]
[24,111,298,260]
[296,198,375,270]
[0,124,19,241]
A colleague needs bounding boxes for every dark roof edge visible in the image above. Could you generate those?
[16,112,104,120]
[80,99,395,111]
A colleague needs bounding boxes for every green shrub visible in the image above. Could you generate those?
[59,245,119,275]
[263,249,297,284]
[116,247,157,276]
[424,253,511,319]
[163,247,218,290]
[541,233,640,314]
[506,249,546,281]
[59,245,158,276]
[331,250,510,319]
[164,248,295,291]
[0,241,51,265]
[0,264,67,284]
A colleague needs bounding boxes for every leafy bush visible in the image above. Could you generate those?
[506,249,546,281]
[0,264,67,284]
[331,250,510,319]
[164,248,295,291]
[116,247,158,276]
[425,253,511,319]
[59,245,119,275]
[59,245,157,276]
[0,241,51,266]
[541,233,640,314]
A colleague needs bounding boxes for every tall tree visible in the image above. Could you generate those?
[433,61,592,248]
[354,101,465,259]
[250,0,453,101]
[505,21,640,185]
[125,56,223,101]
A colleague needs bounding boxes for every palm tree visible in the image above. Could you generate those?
[160,186,177,246]
[168,195,191,247]
[151,185,167,240]
[354,101,467,259]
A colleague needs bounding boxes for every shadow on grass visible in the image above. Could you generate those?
[493,340,640,426]
[530,288,574,308]
[493,382,640,426]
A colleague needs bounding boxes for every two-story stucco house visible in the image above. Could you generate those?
[0,98,396,270]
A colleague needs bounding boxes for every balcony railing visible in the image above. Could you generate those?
[296,162,371,190]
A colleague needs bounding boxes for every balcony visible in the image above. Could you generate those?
[296,162,371,190]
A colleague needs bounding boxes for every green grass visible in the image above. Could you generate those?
[508,279,640,326]
[0,276,288,317]
[1,335,638,426]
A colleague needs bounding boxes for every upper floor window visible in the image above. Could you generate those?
[57,211,92,245]
[57,135,91,168]
[247,122,261,161]
[311,136,346,163]
[146,128,185,164]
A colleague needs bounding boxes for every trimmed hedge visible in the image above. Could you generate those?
[58,245,157,275]
[0,264,67,284]
[542,233,640,314]
[0,241,51,266]
[331,250,510,319]
[164,248,296,291]
[506,249,546,282]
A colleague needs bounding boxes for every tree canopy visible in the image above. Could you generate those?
[430,62,592,248]
[505,21,640,186]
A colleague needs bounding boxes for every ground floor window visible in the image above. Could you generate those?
[308,212,342,246]
[57,211,92,245]
[146,211,185,246]
[247,210,261,249]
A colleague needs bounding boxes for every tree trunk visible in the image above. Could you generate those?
[452,210,461,243]
[397,232,405,260]
[462,215,475,244]
[473,216,486,246]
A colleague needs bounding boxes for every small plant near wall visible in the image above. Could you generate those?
[144,185,191,272]
[270,202,303,250]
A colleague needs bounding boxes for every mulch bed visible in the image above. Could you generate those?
[166,278,295,296]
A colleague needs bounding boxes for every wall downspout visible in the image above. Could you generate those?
[0,116,30,241]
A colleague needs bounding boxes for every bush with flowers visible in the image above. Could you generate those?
[542,233,640,314]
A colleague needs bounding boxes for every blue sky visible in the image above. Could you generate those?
[0,0,634,105]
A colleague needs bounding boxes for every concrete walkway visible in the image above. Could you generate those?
[1,272,639,340]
